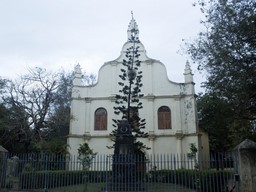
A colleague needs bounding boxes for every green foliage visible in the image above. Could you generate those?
[150,169,233,192]
[47,72,73,142]
[18,168,233,191]
[0,104,9,131]
[187,0,256,120]
[197,92,256,151]
[78,143,97,171]
[20,170,109,189]
[197,93,234,151]
[32,139,70,155]
[0,101,31,153]
[187,143,198,159]
[184,0,256,148]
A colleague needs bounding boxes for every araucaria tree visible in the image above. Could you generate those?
[112,35,149,154]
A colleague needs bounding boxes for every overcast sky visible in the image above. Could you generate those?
[0,0,205,93]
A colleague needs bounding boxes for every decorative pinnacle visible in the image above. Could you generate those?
[75,63,82,74]
[184,60,194,83]
[184,60,192,74]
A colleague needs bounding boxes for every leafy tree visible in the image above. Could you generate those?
[184,0,256,146]
[111,38,149,154]
[77,142,97,192]
[187,143,198,159]
[0,78,31,153]
[32,139,70,155]
[47,71,73,142]
[47,69,96,140]
[78,142,97,170]
[0,68,57,152]
[0,68,96,153]
[0,101,31,153]
[6,67,59,142]
[0,78,9,137]
[197,93,234,152]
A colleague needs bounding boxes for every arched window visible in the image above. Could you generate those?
[158,106,171,129]
[94,108,107,130]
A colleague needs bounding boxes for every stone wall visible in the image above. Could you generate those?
[234,139,256,192]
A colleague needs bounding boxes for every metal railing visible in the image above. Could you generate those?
[0,153,236,192]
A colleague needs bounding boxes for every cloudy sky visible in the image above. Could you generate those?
[0,0,205,92]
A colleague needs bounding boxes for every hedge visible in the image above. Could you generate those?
[20,169,234,191]
[148,169,234,192]
[20,170,110,189]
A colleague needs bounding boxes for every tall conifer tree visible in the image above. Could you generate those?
[111,21,149,154]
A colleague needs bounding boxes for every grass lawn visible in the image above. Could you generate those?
[46,183,102,192]
[41,182,195,192]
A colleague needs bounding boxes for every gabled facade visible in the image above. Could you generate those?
[67,18,209,157]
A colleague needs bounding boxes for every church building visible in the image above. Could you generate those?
[67,18,209,157]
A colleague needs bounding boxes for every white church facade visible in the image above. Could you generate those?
[67,18,209,157]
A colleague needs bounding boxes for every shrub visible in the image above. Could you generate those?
[147,169,233,192]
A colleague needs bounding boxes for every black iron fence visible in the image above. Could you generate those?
[0,153,236,192]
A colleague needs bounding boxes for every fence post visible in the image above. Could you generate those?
[44,154,49,192]
[233,139,256,192]
[0,146,8,189]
